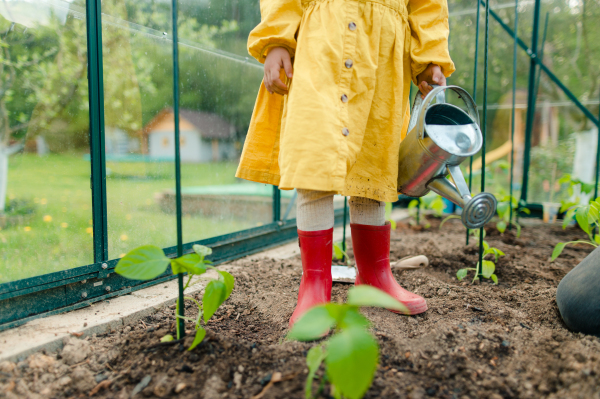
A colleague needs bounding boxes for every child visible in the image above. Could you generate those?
[237,0,455,327]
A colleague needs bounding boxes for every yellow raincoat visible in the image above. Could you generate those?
[236,0,455,202]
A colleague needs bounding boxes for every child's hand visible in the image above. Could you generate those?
[263,47,293,95]
[416,64,446,99]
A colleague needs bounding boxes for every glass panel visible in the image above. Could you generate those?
[177,0,274,244]
[101,1,176,257]
[0,0,92,283]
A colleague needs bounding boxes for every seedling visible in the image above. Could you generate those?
[495,194,529,237]
[456,230,504,284]
[552,197,600,261]
[333,241,350,264]
[557,174,596,229]
[384,202,397,230]
[407,194,444,228]
[288,286,409,399]
[115,244,234,351]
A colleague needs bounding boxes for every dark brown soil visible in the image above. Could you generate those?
[2,218,600,399]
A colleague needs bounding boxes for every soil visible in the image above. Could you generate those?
[1,217,600,399]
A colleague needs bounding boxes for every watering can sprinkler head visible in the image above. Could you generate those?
[397,85,497,229]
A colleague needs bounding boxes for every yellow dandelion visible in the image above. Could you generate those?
[40,198,47,205]
[24,226,32,232]
[119,253,126,258]
[43,215,52,222]
[86,227,93,234]
[61,223,68,228]
[126,214,132,220]
[120,234,128,241]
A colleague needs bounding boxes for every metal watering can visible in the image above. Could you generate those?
[397,85,497,229]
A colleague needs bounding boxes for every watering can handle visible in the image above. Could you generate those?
[407,85,480,139]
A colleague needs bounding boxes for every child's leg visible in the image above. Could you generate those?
[349,196,385,226]
[349,196,428,315]
[296,189,335,231]
[290,189,335,328]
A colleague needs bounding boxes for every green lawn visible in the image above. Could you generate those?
[0,154,271,284]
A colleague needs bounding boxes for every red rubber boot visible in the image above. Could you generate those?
[289,228,334,328]
[351,222,427,315]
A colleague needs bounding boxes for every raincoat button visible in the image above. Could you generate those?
[341,94,348,103]
[345,59,353,68]
[348,22,357,31]
[342,128,350,136]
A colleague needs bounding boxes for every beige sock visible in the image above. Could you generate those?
[296,189,335,231]
[349,196,386,226]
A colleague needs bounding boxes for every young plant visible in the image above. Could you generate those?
[332,241,350,265]
[407,194,444,228]
[557,174,596,228]
[552,197,600,261]
[495,194,529,237]
[115,244,234,351]
[456,231,504,284]
[288,286,409,399]
[384,202,397,230]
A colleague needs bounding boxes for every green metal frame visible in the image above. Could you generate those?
[87,0,108,263]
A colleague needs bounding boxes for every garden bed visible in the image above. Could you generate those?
[1,218,600,399]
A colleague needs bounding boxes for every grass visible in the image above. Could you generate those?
[0,154,271,284]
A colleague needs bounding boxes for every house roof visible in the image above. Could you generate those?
[141,108,235,140]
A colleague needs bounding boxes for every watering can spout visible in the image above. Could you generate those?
[426,165,497,229]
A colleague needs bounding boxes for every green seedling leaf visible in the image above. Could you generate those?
[390,219,397,230]
[481,260,495,279]
[563,209,576,229]
[288,306,336,341]
[552,242,566,261]
[456,268,468,281]
[496,221,507,234]
[439,215,461,229]
[219,270,235,299]
[595,235,600,245]
[490,274,498,285]
[337,307,371,330]
[115,245,170,281]
[193,244,212,258]
[576,207,590,234]
[384,202,393,220]
[203,280,227,323]
[171,253,206,275]
[558,174,571,184]
[431,197,445,216]
[408,199,419,209]
[589,203,600,224]
[325,327,378,399]
[160,334,174,343]
[482,240,490,251]
[496,202,509,219]
[333,242,345,260]
[581,182,595,194]
[305,346,325,399]
[188,326,206,351]
[346,285,410,314]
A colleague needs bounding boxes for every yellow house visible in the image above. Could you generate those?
[140,108,237,163]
